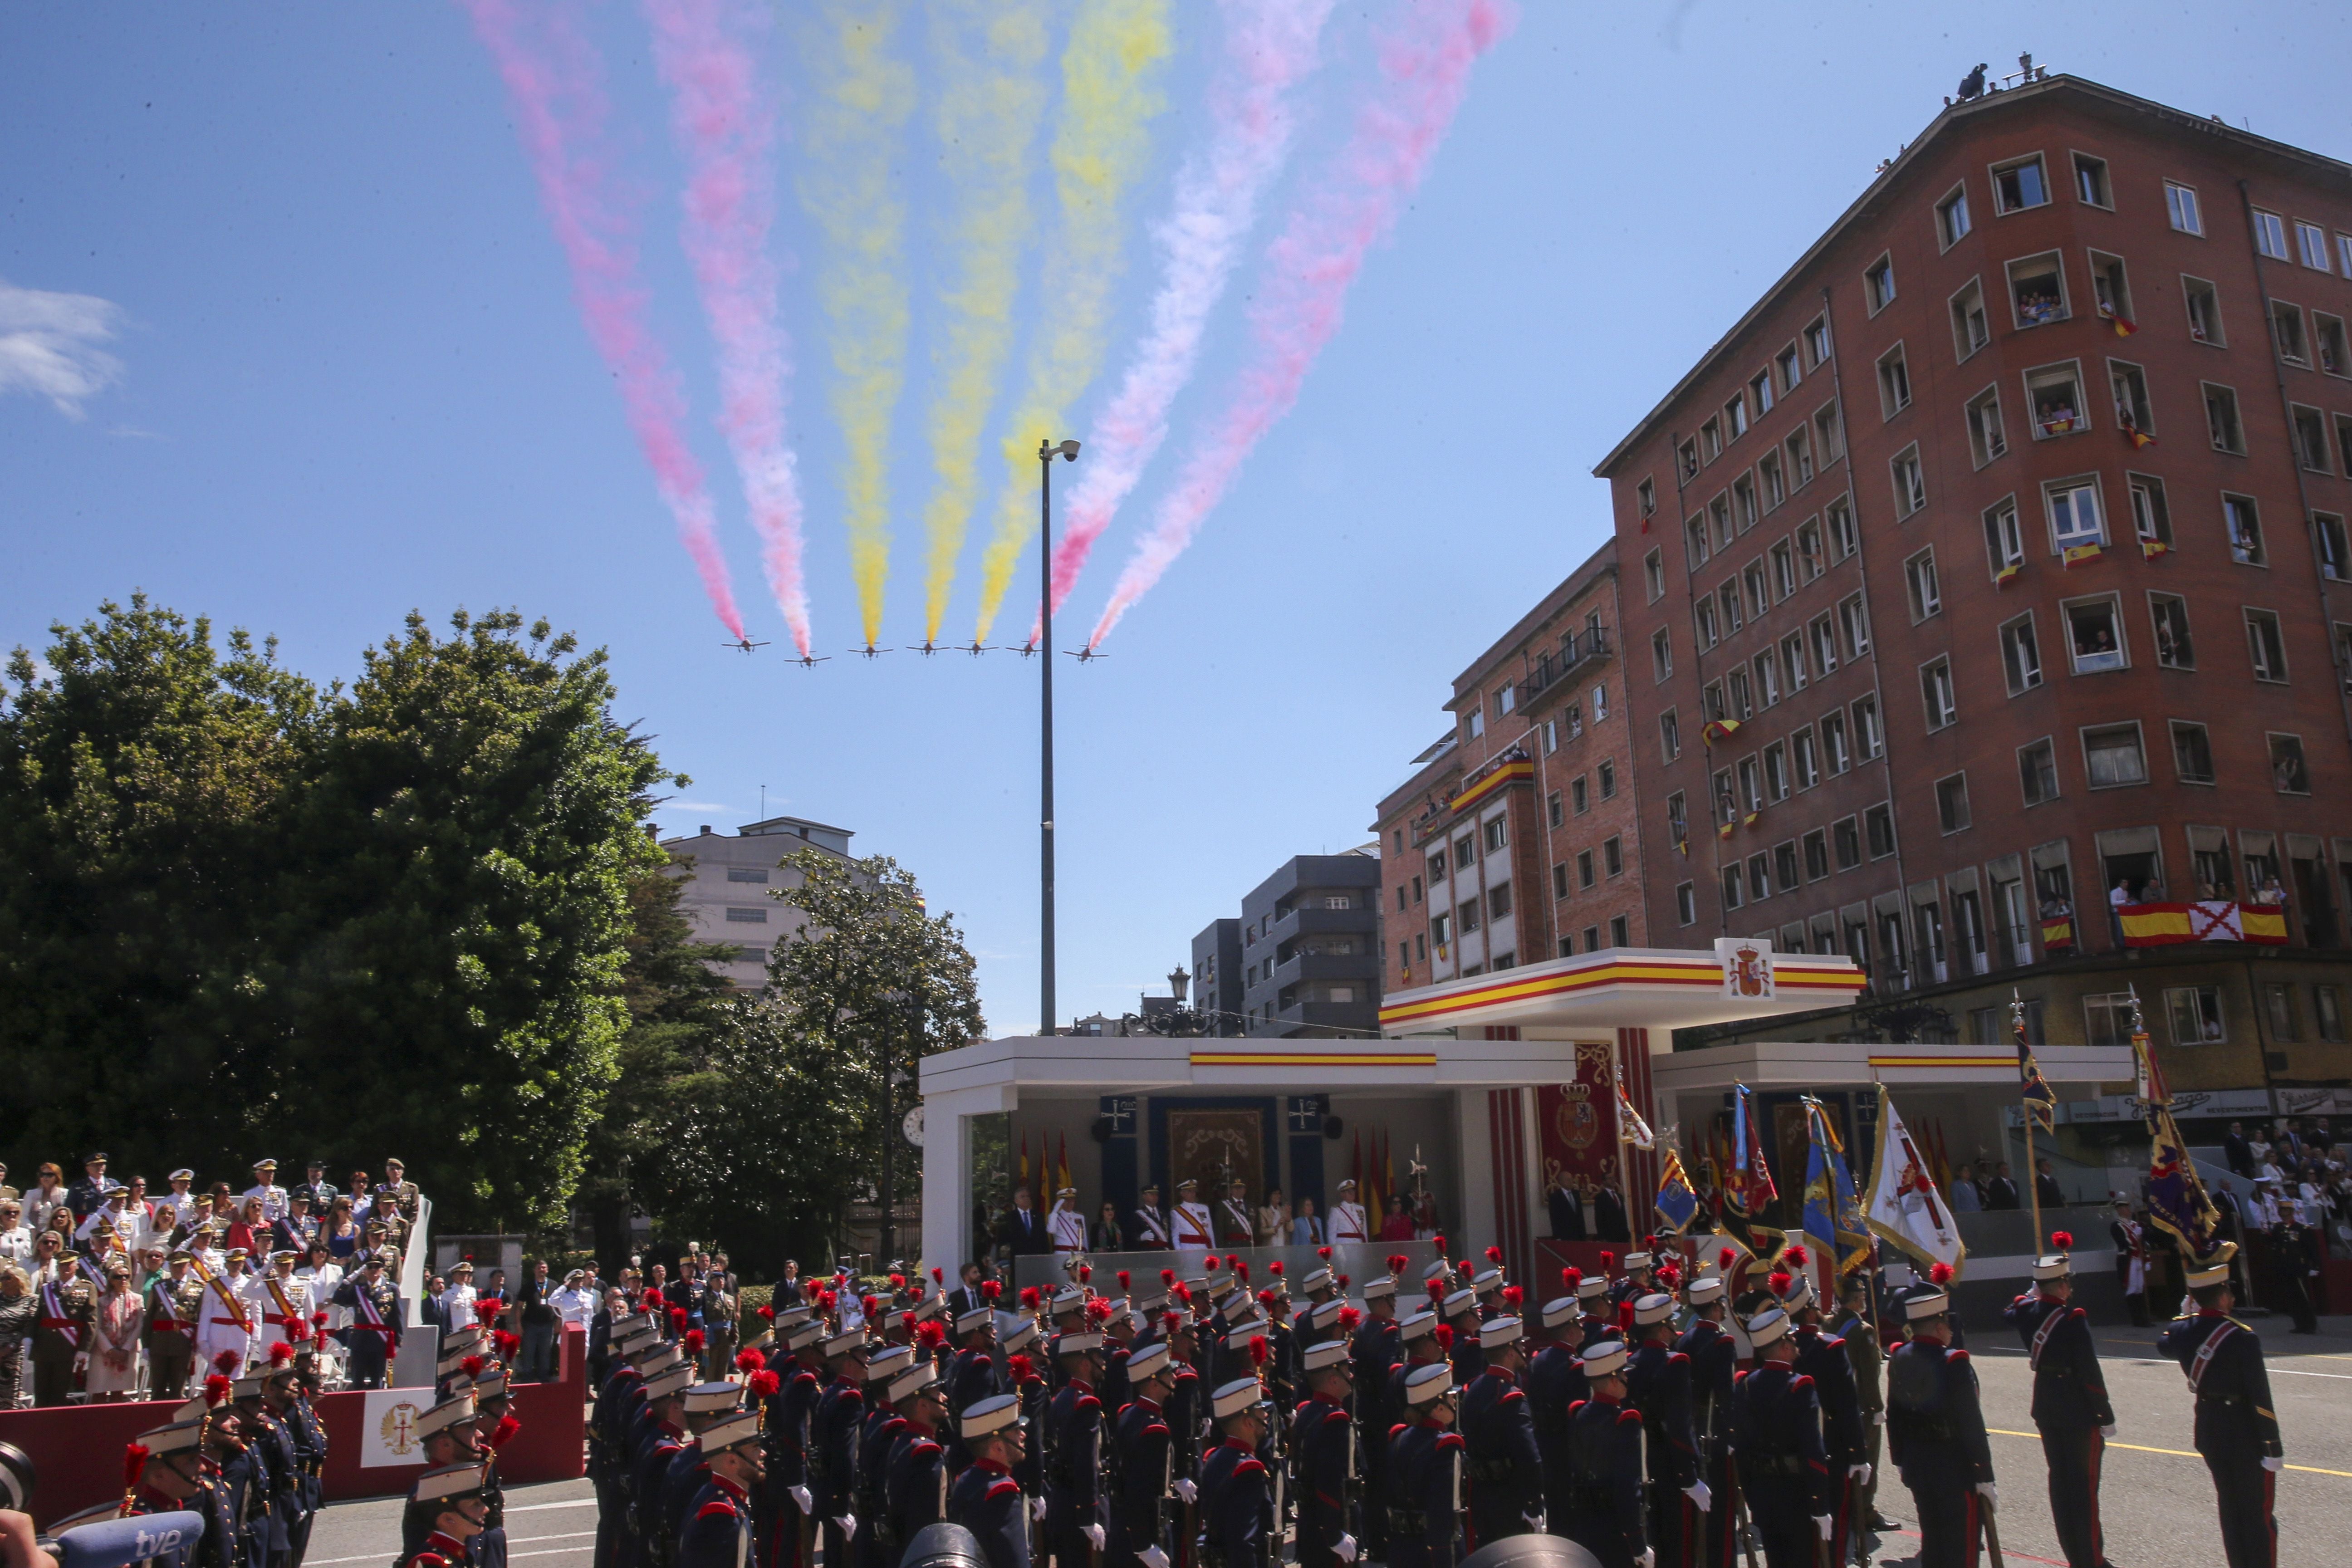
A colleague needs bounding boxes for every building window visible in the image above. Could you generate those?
[2026,363,2087,437]
[1936,772,1972,834]
[726,866,770,882]
[2205,384,2246,454]
[1822,711,1850,775]
[2171,720,2215,784]
[725,906,770,923]
[1807,316,1833,364]
[1803,828,1829,881]
[1431,912,1450,949]
[1763,742,1789,801]
[2183,275,2224,345]
[1747,854,1771,902]
[1793,727,1820,790]
[1890,446,1927,517]
[2001,613,2043,693]
[2239,611,2277,681]
[1751,368,1775,416]
[2316,985,2344,1043]
[2082,723,2149,788]
[2313,514,2350,581]
[2111,362,2153,440]
[1877,343,1912,416]
[2007,251,2069,328]
[1547,790,1563,828]
[1676,882,1696,926]
[1936,183,1972,247]
[1992,155,2049,214]
[1603,836,1623,877]
[1552,862,1569,901]
[2166,181,2203,235]
[1721,867,1744,911]
[1781,632,1809,694]
[1650,627,1672,682]
[2293,407,2331,472]
[1828,499,1857,561]
[1483,817,1507,853]
[2265,982,2302,1042]
[1904,548,1942,621]
[2272,300,2310,367]
[2019,737,2059,805]
[2166,985,2226,1046]
[2064,597,2127,673]
[1497,683,1516,715]
[1950,277,1989,360]
[1984,497,2024,576]
[1666,790,1688,849]
[1488,883,1513,921]
[1701,418,1723,461]
[1865,803,1896,859]
[1753,652,1781,710]
[1466,707,1484,740]
[1816,401,1845,464]
[1787,427,1816,487]
[1644,547,1666,601]
[2316,313,2348,376]
[1456,833,1475,869]
[2252,209,2289,261]
[1728,668,1753,720]
[2073,152,2111,207]
[2090,250,2135,328]
[1597,759,1618,800]
[1458,897,1480,935]
[1796,519,1824,581]
[1769,540,1796,601]
[1965,385,2008,465]
[1541,718,1559,755]
[1577,850,1595,891]
[1695,595,1719,650]
[1427,848,1446,880]
[1744,558,1770,615]
[1838,594,1871,660]
[2150,593,2195,667]
[1920,657,1957,730]
[1592,682,1609,722]
[2270,733,2310,794]
[1686,516,1710,572]
[2127,473,2171,549]
[1660,708,1681,763]
[1833,815,1862,871]
[1725,394,1750,441]
[2046,478,2103,550]
[1737,756,1762,811]
[1865,254,1896,313]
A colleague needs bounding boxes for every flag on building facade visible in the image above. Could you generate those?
[1864,1091,1966,1273]
[2063,542,2104,568]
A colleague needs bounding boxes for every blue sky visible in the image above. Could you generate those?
[6,3,2349,1037]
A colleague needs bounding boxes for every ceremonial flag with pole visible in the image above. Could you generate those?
[2015,1004,2058,1132]
[2128,987,2231,1264]
[1616,1081,1656,1150]
[1800,1097,1872,1277]
[1717,1084,1785,1260]
[1862,1089,1966,1274]
[1653,1149,1700,1235]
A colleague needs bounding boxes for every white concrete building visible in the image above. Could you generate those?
[661,815,854,989]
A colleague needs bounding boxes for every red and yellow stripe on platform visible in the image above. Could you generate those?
[1377,953,1863,1029]
[1190,1047,1438,1068]
[1449,759,1534,816]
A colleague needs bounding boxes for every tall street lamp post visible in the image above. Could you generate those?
[1039,437,1078,1037]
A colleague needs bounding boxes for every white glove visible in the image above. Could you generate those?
[1083,1524,1106,1552]
[1975,1483,1997,1507]
[2101,1424,2117,1439]
[1636,1552,1655,1568]
[1140,1549,1171,1568]
[1872,1409,1886,1425]
[1031,1497,1049,1522]
[1173,1478,1198,1504]
[1813,1516,1833,1541]
[789,1486,813,1514]
[1333,1537,1358,1563]
[837,1515,858,1540]
[1681,1480,1711,1513]
[1848,1462,1871,1488]
[2262,1456,2283,1472]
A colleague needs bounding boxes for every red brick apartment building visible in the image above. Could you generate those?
[1588,73,2352,1103]
[1373,541,1650,993]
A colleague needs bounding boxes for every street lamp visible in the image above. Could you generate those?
[1040,437,1078,1038]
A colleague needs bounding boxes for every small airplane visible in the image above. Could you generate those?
[721,636,770,654]
[1009,641,1041,659]
[848,642,890,660]
[906,639,942,657]
[1063,646,1108,663]
[962,639,991,657]
[789,652,830,669]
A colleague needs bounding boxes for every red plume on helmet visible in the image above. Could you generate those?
[1160,1268,1176,1287]
[889,1273,906,1290]
[748,1368,782,1398]
[1235,1261,1250,1284]
[1337,1273,1350,1289]
[1599,1250,1617,1272]
[1431,1324,1453,1349]
[917,1320,948,1349]
[1767,1272,1794,1297]
[896,1310,915,1334]
[1162,1311,1183,1334]
[1386,1254,1408,1275]
[860,1294,879,1319]
[758,1304,777,1321]
[1456,1260,1473,1279]
[982,1280,1002,1302]
[932,1267,945,1285]
[1485,1245,1504,1266]
[1257,1289,1276,1308]
[2050,1230,2074,1250]
[463,1355,488,1379]
[1117,1270,1132,1292]
[1928,1262,1955,1285]
[682,1329,706,1354]
[1172,1283,1193,1305]
[1248,1335,1269,1366]
[311,1310,329,1327]
[1204,1256,1221,1273]
[1433,1233,1447,1254]
[1077,1265,1092,1284]
[204,1373,234,1405]
[213,1350,241,1375]
[123,1441,151,1489]
[1718,1247,1737,1271]
[737,1348,768,1373]
[1086,1298,1114,1325]
[1019,1286,1041,1311]
[816,1289,837,1312]
[1006,1353,1037,1384]
[1268,1260,1284,1278]
[1502,1285,1524,1308]
[669,1306,689,1331]
[1318,1246,1333,1262]
[1656,1264,1682,1289]
[1337,1306,1362,1332]
[269,1341,294,1367]
[1781,1245,1808,1269]
[489,1413,522,1450]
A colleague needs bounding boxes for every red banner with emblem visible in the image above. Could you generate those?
[1536,1040,1623,1203]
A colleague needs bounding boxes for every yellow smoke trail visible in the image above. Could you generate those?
[920,0,1054,644]
[795,0,916,647]
[970,0,1171,645]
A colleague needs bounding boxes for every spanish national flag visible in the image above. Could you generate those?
[2098,301,2138,337]
[1701,718,1743,746]
[1741,811,1759,829]
[1994,561,2022,588]
[2041,915,2075,951]
[2240,904,2291,945]
[2062,542,2103,569]
[2140,538,2171,560]
[1717,821,1736,841]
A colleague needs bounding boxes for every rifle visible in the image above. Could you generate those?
[1265,1403,1287,1568]
[1729,1463,1760,1568]
[1978,1489,2003,1568]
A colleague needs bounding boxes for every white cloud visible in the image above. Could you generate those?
[0,277,127,418]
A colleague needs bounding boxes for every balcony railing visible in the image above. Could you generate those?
[1523,625,1612,701]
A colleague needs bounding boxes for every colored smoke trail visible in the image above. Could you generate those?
[459,0,745,640]
[919,0,1054,644]
[645,0,810,656]
[1088,0,1514,649]
[969,0,1172,646]
[796,0,916,649]
[1030,0,1337,647]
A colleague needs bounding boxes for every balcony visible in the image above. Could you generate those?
[1522,625,1613,702]
[1264,905,1378,946]
[1269,951,1382,989]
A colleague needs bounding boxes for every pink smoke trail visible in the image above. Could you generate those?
[645,0,811,656]
[459,0,745,640]
[1026,0,1338,649]
[1087,0,1514,649]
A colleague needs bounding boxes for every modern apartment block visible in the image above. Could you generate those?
[661,815,856,989]
[1592,72,2352,1106]
[1189,917,1245,1035]
[1372,541,1648,996]
[1216,853,1385,1037]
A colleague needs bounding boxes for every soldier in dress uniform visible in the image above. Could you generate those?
[1157,1316,1205,1567]
[756,1313,826,1568]
[1108,1338,1178,1568]
[810,1325,871,1568]
[1219,1183,1258,1249]
[1256,1287,1298,1415]
[1726,1308,1833,1568]
[853,1346,916,1568]
[240,1163,289,1225]
[399,1464,490,1568]
[2159,1257,2283,1568]
[1610,1250,1657,1310]
[1172,1180,1217,1258]
[1624,1291,1703,1564]
[269,1343,328,1568]
[948,1394,1032,1568]
[1289,1337,1357,1568]
[1439,1288,1483,1382]
[676,1409,765,1568]
[1458,1314,1541,1546]
[121,1412,238,1568]
[1347,1264,1401,1559]
[648,1381,745,1568]
[1200,1377,1274,1568]
[1000,1321,1051,1519]
[2001,1234,2116,1568]
[1558,1340,1645,1568]
[627,1367,698,1568]
[1773,1254,1867,1558]
[1673,1272,1735,1568]
[331,1250,402,1390]
[591,1322,659,1568]
[1384,1361,1464,1568]
[1044,1327,1108,1568]
[1827,1271,1891,1541]
[880,1358,952,1558]
[1130,1182,1173,1252]
[1575,1271,1614,1347]
[1524,1289,1587,1537]
[1884,1268,1994,1568]
[945,1298,1003,1475]
[147,1251,204,1401]
[1328,1181,1368,1249]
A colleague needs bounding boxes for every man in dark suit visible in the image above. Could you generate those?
[2225,1122,2256,1179]
[1547,1181,1587,1241]
[948,1262,990,1318]
[997,1187,1052,1256]
[2034,1157,2066,1212]
[1984,1163,2022,1210]
[1591,1182,1630,1242]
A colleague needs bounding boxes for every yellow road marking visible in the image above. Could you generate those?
[1985,1429,2352,1478]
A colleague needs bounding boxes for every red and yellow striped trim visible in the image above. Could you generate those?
[1377,956,1864,1027]
[1449,759,1534,816]
[1191,1049,1438,1068]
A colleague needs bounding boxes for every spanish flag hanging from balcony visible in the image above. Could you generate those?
[1994,561,2022,588]
[2098,300,2138,337]
[2140,537,2171,560]
[1701,718,1743,746]
[1741,811,1759,829]
[2119,411,2155,449]
[1716,821,1736,841]
[2041,912,2075,951]
[2062,542,2103,569]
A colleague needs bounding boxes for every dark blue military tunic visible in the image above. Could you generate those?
[946,1457,1029,1568]
[676,1476,753,1568]
[1560,1396,1647,1568]
[1109,1395,1173,1562]
[1199,1437,1270,1568]
[1457,1366,1540,1546]
[1885,1340,1994,1568]
[1288,1393,1354,1566]
[2159,1310,2283,1568]
[1382,1420,1464,1568]
[2004,1292,2115,1568]
[1729,1362,1831,1568]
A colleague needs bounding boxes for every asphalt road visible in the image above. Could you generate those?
[299,1311,2352,1568]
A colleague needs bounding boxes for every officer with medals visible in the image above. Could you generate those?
[1288,1337,1357,1568]
[1523,1287,1587,1539]
[2002,1233,2116,1568]
[949,1394,1033,1568]
[880,1357,952,1557]
[1200,1377,1274,1568]
[1673,1270,1736,1568]
[1726,1307,1833,1568]
[1559,1339,1647,1568]
[1624,1290,1704,1563]
[1457,1313,1541,1545]
[401,1464,491,1568]
[2160,1256,2283,1568]
[1774,1253,1867,1558]
[1044,1321,1108,1568]
[676,1408,766,1568]
[1384,1362,1464,1568]
[332,1250,403,1390]
[1885,1266,1994,1568]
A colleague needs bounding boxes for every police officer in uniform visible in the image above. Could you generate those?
[1674,1272,1735,1568]
[1045,1326,1109,1568]
[1458,1314,1540,1546]
[1727,1308,1833,1568]
[2002,1235,2116,1568]
[1289,1338,1357,1568]
[1624,1291,1705,1564]
[2160,1258,2284,1568]
[677,1409,766,1568]
[1560,1339,1648,1568]
[1110,1339,1178,1568]
[949,1395,1032,1568]
[1200,1377,1274,1568]
[1524,1289,1587,1537]
[1885,1269,1994,1568]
